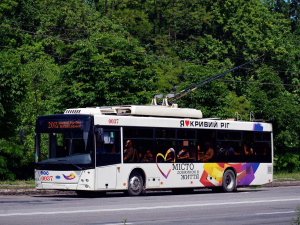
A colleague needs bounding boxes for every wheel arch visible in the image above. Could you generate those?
[222,167,238,192]
[223,167,237,178]
[129,167,146,188]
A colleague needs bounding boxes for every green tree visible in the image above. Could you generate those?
[0,50,27,179]
[0,0,300,179]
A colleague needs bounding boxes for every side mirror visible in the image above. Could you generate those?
[95,128,104,142]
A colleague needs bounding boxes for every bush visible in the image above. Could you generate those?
[274,153,300,173]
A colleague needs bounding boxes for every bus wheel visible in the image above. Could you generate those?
[128,171,144,196]
[222,170,236,192]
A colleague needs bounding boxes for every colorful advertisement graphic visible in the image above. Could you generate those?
[156,148,176,179]
[63,173,76,180]
[200,163,260,187]
[155,147,260,186]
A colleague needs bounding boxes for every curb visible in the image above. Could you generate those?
[0,189,76,196]
[1,181,300,196]
[262,181,300,188]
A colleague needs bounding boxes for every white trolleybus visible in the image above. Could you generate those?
[34,104,273,196]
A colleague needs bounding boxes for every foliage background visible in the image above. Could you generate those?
[0,0,299,180]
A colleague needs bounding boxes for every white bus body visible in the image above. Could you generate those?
[35,105,273,195]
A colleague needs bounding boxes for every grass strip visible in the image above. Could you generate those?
[273,171,300,181]
[0,180,35,189]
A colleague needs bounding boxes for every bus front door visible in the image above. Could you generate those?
[96,166,117,190]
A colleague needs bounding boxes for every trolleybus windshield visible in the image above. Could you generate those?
[35,115,94,170]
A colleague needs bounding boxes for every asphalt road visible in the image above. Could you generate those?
[1,186,300,225]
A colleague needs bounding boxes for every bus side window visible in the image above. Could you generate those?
[188,142,197,161]
[177,141,190,161]
[96,129,121,166]
[123,140,139,163]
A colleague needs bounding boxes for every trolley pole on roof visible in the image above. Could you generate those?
[152,55,264,106]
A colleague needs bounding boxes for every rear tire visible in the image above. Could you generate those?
[222,170,237,192]
[127,171,144,196]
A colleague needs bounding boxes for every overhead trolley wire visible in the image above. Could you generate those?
[0,45,118,67]
[220,79,300,87]
[2,25,299,75]
[3,23,299,68]
[168,55,264,104]
[0,25,159,59]
[1,25,300,82]
[0,25,272,70]
[1,45,298,88]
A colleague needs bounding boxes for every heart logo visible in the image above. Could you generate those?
[185,120,190,126]
[156,148,176,179]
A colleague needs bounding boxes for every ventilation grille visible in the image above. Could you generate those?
[246,166,252,174]
[267,166,273,174]
[65,109,81,114]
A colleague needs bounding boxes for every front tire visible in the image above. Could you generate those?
[127,171,144,196]
[222,170,237,192]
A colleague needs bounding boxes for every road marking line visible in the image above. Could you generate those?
[1,198,300,217]
[104,223,133,225]
[257,211,295,215]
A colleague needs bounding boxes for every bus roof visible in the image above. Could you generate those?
[62,105,272,131]
[64,105,203,119]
